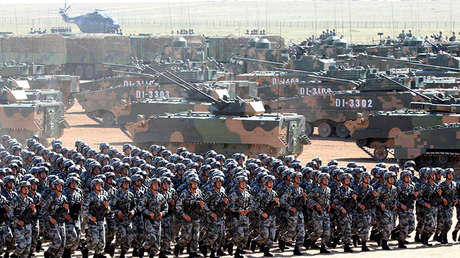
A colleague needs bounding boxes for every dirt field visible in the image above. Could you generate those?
[45,101,460,257]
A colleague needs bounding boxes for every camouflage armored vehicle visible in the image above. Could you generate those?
[264,73,459,138]
[76,61,219,127]
[26,75,80,109]
[345,101,460,161]
[0,87,68,145]
[394,123,460,178]
[123,65,309,157]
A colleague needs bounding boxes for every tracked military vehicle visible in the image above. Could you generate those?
[346,100,460,161]
[123,65,309,157]
[0,87,68,145]
[394,123,460,178]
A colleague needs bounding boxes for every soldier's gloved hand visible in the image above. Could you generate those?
[117,212,124,219]
[49,217,57,225]
[183,214,191,222]
[89,216,97,223]
[261,213,268,219]
[17,220,24,227]
[210,213,217,220]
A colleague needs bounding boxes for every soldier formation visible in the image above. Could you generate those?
[0,135,459,258]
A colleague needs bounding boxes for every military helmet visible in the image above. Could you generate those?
[360,172,371,181]
[51,178,64,189]
[263,174,276,185]
[150,178,161,187]
[403,160,416,168]
[211,176,224,185]
[319,173,330,181]
[327,160,338,166]
[399,170,411,180]
[19,181,31,189]
[90,178,104,189]
[65,176,80,186]
[443,168,454,178]
[384,171,396,180]
[119,176,131,185]
[340,173,352,182]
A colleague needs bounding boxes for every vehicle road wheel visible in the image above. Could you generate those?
[102,112,115,127]
[335,123,350,138]
[373,147,388,161]
[305,122,313,136]
[318,122,333,138]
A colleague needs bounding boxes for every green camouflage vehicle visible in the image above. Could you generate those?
[26,75,80,109]
[0,88,68,145]
[394,123,460,179]
[76,61,219,127]
[346,101,460,161]
[123,65,309,157]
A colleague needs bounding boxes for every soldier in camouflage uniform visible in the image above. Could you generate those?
[41,178,68,258]
[63,176,83,257]
[333,173,356,253]
[229,175,252,258]
[111,176,135,258]
[82,178,110,258]
[307,172,331,253]
[0,179,13,257]
[174,175,205,258]
[418,169,442,246]
[355,172,375,251]
[139,178,169,258]
[202,175,227,258]
[159,176,176,255]
[26,177,42,256]
[375,171,398,250]
[103,172,117,256]
[453,181,460,242]
[396,170,417,248]
[414,168,428,242]
[253,174,279,257]
[279,171,306,255]
[437,168,457,244]
[8,181,35,257]
[130,174,146,257]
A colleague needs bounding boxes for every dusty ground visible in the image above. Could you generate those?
[48,102,460,257]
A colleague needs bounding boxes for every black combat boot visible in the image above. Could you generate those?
[391,228,400,241]
[138,248,145,258]
[293,245,302,255]
[62,248,71,258]
[109,244,115,257]
[263,246,273,257]
[398,240,407,249]
[381,240,391,250]
[120,250,126,258]
[441,233,448,244]
[226,243,234,255]
[217,248,226,256]
[422,233,433,246]
[209,250,216,258]
[36,240,43,252]
[344,244,353,253]
[250,240,258,252]
[278,239,285,252]
[159,251,167,258]
[310,241,320,249]
[433,232,441,242]
[320,243,331,254]
[174,245,181,257]
[199,245,208,257]
[245,238,251,250]
[132,249,139,257]
[234,248,244,258]
[303,238,310,249]
[415,232,421,242]
[361,241,370,251]
[352,235,358,247]
[452,230,458,242]
[81,248,89,258]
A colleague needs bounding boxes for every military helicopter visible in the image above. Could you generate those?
[59,2,121,34]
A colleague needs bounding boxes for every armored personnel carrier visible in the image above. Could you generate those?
[123,65,309,157]
[346,101,460,161]
[0,87,68,145]
[394,123,460,178]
